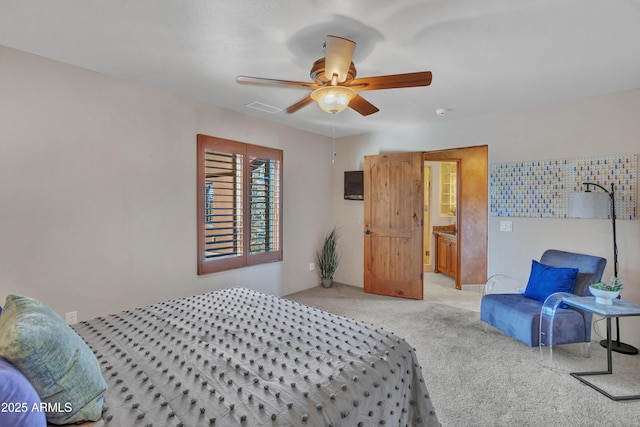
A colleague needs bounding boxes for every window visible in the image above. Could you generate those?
[197,134,282,275]
[439,162,457,217]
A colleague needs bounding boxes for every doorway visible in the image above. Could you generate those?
[423,165,431,268]
[363,146,487,298]
[424,161,459,274]
[423,146,488,290]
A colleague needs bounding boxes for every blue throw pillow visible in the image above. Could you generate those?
[523,260,579,302]
[0,294,107,425]
[0,357,47,427]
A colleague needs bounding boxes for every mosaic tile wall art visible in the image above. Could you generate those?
[490,154,637,219]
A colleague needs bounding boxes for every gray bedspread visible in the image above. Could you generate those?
[73,288,440,426]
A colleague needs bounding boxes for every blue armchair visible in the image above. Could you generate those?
[480,249,606,347]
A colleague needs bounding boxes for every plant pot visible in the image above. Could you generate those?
[589,286,620,305]
[321,278,333,288]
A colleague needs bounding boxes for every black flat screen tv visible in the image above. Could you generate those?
[344,170,364,200]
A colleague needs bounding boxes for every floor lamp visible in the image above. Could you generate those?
[569,182,638,355]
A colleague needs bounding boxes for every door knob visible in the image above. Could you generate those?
[365,229,371,234]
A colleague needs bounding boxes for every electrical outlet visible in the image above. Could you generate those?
[65,311,78,325]
[309,263,315,272]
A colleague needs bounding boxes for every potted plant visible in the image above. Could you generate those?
[315,227,341,288]
[589,276,623,305]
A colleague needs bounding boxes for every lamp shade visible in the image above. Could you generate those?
[568,191,610,219]
[311,86,356,114]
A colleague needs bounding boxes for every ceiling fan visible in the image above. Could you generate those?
[237,35,432,116]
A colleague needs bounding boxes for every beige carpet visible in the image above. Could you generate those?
[287,280,640,427]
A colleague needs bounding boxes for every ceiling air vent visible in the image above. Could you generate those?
[246,101,282,114]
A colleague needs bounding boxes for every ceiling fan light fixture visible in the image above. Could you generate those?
[311,86,356,114]
[237,35,432,116]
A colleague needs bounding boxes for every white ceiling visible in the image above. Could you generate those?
[2,0,640,137]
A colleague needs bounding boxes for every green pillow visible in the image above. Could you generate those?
[0,294,106,425]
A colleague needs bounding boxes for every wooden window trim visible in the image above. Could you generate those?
[197,134,283,275]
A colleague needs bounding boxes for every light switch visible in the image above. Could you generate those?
[500,220,513,232]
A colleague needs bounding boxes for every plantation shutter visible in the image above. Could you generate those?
[247,146,282,265]
[197,135,282,274]
[204,151,243,260]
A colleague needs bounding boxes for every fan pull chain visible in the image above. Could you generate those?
[332,113,336,165]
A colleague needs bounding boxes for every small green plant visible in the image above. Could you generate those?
[591,276,623,292]
[315,227,341,280]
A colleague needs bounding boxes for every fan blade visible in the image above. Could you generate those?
[325,35,356,83]
[350,71,432,91]
[349,94,379,116]
[237,76,319,89]
[286,95,314,114]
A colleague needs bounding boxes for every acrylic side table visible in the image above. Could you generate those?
[540,292,640,401]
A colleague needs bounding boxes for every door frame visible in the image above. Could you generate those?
[423,145,488,289]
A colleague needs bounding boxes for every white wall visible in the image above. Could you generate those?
[3,44,639,347]
[0,46,333,321]
[332,89,640,347]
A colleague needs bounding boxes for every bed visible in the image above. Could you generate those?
[1,288,440,426]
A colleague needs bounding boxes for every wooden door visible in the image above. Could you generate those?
[364,152,424,299]
[424,146,488,289]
